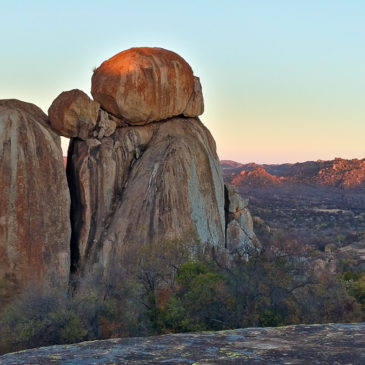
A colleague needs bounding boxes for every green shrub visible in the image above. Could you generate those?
[348,273,365,312]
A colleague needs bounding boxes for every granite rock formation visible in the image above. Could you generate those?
[0,47,255,300]
[0,100,70,299]
[61,47,256,278]
[91,47,203,124]
[0,47,254,289]
[67,117,227,276]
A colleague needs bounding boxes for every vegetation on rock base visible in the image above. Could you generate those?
[1,236,364,355]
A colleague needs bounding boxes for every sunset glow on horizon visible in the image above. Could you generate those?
[2,0,364,164]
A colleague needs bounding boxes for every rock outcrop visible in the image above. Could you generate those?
[1,323,364,364]
[0,100,70,299]
[225,185,256,255]
[58,47,256,278]
[67,117,227,275]
[91,47,203,124]
[0,47,255,299]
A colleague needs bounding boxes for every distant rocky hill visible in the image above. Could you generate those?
[1,323,364,364]
[221,158,365,251]
[222,158,365,189]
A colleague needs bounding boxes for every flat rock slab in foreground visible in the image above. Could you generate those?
[1,323,365,364]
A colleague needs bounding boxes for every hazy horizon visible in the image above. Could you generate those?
[2,0,364,164]
[220,156,365,165]
[61,135,364,165]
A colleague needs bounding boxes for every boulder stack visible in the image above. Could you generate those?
[48,47,257,278]
[0,47,256,290]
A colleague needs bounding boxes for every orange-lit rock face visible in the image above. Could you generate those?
[0,100,70,300]
[91,47,203,124]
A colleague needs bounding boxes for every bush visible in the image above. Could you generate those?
[347,273,365,312]
[157,261,231,332]
[0,288,89,353]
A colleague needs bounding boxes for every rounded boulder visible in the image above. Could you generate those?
[48,89,100,139]
[91,47,203,124]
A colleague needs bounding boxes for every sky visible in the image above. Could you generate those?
[1,0,364,164]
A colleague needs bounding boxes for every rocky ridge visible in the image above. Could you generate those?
[222,158,365,188]
[221,159,365,258]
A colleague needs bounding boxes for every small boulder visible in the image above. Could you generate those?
[48,89,100,139]
[91,47,203,124]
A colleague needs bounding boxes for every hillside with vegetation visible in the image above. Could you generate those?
[222,158,365,252]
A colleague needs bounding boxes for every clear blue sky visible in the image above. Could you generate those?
[1,0,364,163]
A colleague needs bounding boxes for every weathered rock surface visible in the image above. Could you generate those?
[91,47,203,124]
[0,99,70,299]
[67,117,227,276]
[1,323,364,364]
[183,76,204,117]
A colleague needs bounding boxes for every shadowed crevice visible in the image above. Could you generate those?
[224,184,230,249]
[66,139,81,275]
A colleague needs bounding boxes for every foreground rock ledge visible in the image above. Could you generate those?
[1,323,364,364]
